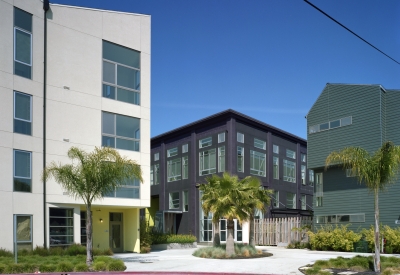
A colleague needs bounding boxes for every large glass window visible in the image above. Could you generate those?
[105,177,140,199]
[286,192,296,209]
[182,156,189,179]
[15,215,32,251]
[154,164,160,185]
[301,165,306,185]
[250,150,266,176]
[254,138,266,150]
[199,137,212,148]
[309,170,314,186]
[199,149,216,175]
[183,190,189,212]
[14,8,32,79]
[167,158,181,182]
[14,92,32,135]
[283,159,296,183]
[237,146,244,172]
[167,147,178,157]
[49,208,74,246]
[286,149,296,159]
[14,150,31,192]
[80,212,87,245]
[273,157,279,180]
[169,192,179,209]
[102,41,140,105]
[102,112,140,151]
[218,146,225,172]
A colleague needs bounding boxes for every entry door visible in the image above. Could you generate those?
[109,213,123,253]
[219,219,242,242]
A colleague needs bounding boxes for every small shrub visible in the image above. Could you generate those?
[95,256,113,264]
[0,248,13,257]
[151,232,196,244]
[33,246,50,256]
[56,261,74,272]
[107,260,126,271]
[93,247,113,256]
[39,264,57,273]
[65,243,86,256]
[49,246,64,256]
[0,264,7,274]
[74,263,89,272]
[328,257,347,269]
[140,246,151,253]
[140,219,153,248]
[93,261,107,271]
[18,249,30,256]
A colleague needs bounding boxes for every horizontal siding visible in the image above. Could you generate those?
[386,90,400,144]
[308,85,382,169]
[313,167,400,232]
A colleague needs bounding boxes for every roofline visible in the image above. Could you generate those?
[305,83,387,118]
[152,109,307,145]
[49,3,150,17]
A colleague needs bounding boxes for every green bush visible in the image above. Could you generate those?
[193,244,263,259]
[93,247,113,256]
[0,264,6,274]
[93,261,107,271]
[33,246,50,256]
[94,256,113,264]
[151,232,197,244]
[56,261,74,272]
[308,224,361,252]
[140,246,151,253]
[74,263,89,272]
[49,246,64,256]
[362,225,400,253]
[287,241,310,249]
[64,243,86,256]
[140,219,153,248]
[0,248,13,257]
[6,263,25,274]
[107,260,126,271]
[39,264,57,273]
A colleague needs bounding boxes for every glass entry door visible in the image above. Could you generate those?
[109,213,123,253]
[219,219,242,242]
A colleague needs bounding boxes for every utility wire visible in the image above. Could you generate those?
[304,0,400,66]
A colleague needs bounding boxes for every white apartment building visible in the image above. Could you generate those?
[0,0,151,253]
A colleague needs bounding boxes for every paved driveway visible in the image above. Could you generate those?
[115,246,376,275]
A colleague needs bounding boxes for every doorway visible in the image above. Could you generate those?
[109,213,123,253]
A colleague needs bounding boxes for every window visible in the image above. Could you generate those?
[301,154,306,162]
[14,215,32,251]
[309,170,314,186]
[286,149,296,159]
[199,137,212,148]
[167,147,178,157]
[199,149,216,175]
[183,190,189,212]
[237,132,244,143]
[80,212,87,245]
[14,150,31,192]
[273,191,279,208]
[218,132,225,143]
[346,169,357,177]
[102,40,140,105]
[167,158,181,182]
[237,146,244,172]
[102,112,140,151]
[150,165,153,185]
[154,153,159,161]
[250,150,266,176]
[301,165,306,185]
[286,192,296,209]
[315,173,323,207]
[14,7,32,79]
[49,208,73,246]
[169,192,179,209]
[182,156,189,179]
[14,92,32,135]
[218,146,225,172]
[154,164,160,185]
[316,213,365,224]
[273,144,279,154]
[309,116,352,134]
[301,194,306,210]
[105,177,140,198]
[182,144,188,153]
[283,159,296,183]
[273,157,279,179]
[254,138,266,150]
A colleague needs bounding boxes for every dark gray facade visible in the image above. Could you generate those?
[150,110,312,242]
[307,84,400,231]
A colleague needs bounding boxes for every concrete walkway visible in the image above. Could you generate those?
[114,246,376,275]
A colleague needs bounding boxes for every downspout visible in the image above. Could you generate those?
[43,0,49,248]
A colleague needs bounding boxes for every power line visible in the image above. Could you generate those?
[304,0,400,66]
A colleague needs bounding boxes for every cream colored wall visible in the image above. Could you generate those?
[0,0,150,252]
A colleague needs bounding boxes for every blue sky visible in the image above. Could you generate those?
[53,0,400,139]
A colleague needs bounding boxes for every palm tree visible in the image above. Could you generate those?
[43,147,142,266]
[325,141,400,272]
[198,173,261,255]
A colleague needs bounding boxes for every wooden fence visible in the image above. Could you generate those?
[254,217,312,246]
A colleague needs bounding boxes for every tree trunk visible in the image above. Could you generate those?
[226,219,235,255]
[86,204,93,266]
[249,214,255,247]
[213,221,220,247]
[373,188,380,272]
